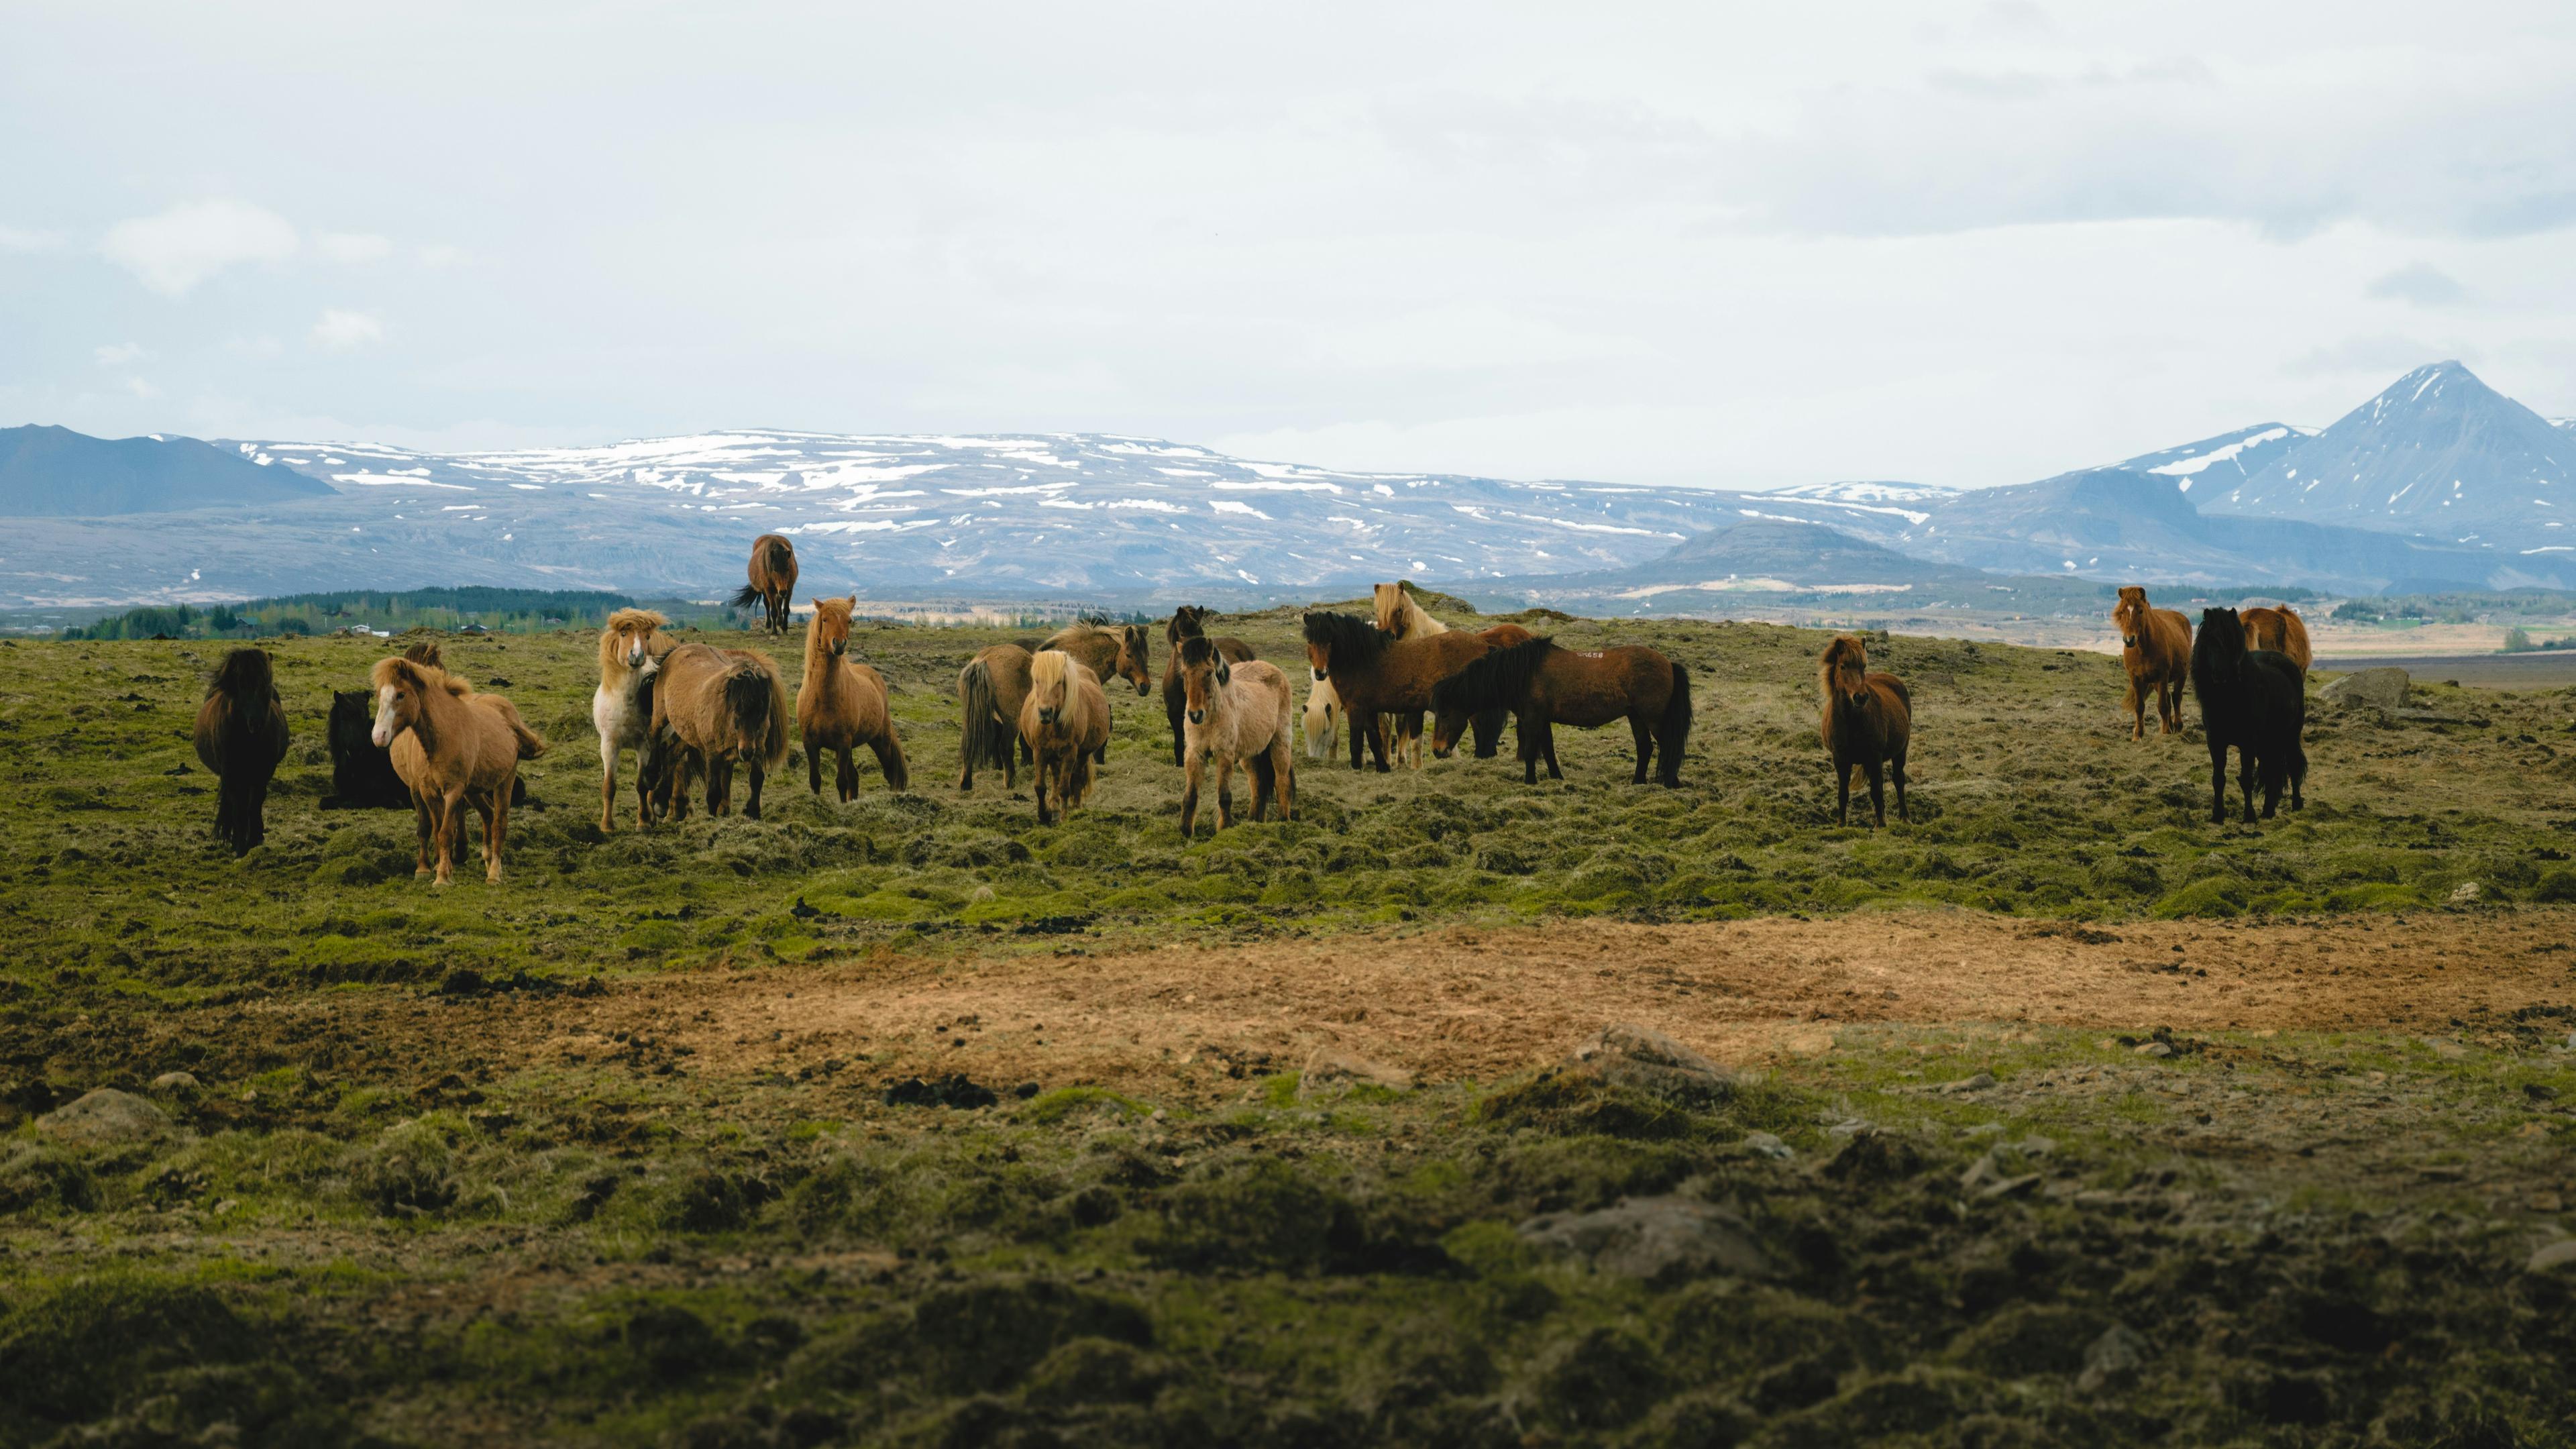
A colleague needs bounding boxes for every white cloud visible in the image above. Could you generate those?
[100,199,299,296]
[2367,261,2470,307]
[0,223,66,252]
[310,309,385,351]
[121,376,162,401]
[93,342,153,367]
[317,231,394,263]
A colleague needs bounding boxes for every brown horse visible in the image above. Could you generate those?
[1370,584,1449,768]
[796,596,909,800]
[1161,606,1255,766]
[1819,635,1911,827]
[1175,635,1295,838]
[2112,586,2194,741]
[651,642,790,819]
[956,643,1035,790]
[1019,650,1109,825]
[1038,621,1145,764]
[370,657,545,884]
[1430,637,1690,786]
[731,533,800,634]
[194,647,291,855]
[2242,604,2312,672]
[1301,610,1530,771]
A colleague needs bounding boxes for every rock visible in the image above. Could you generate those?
[1978,1172,2043,1201]
[1825,1128,1925,1183]
[1517,1195,1780,1282]
[34,1088,171,1147]
[2319,667,2408,713]
[1740,1131,1794,1161]
[1934,1071,1996,1094]
[2078,1324,2149,1393]
[2449,881,2483,904]
[1299,1046,1413,1095]
[1564,1024,1731,1104]
[2135,1041,2172,1059]
[2526,1239,2576,1275]
[149,1071,200,1095]
[882,1074,998,1110]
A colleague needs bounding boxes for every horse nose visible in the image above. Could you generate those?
[1186,709,1203,723]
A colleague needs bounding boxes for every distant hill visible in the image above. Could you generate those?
[0,425,337,516]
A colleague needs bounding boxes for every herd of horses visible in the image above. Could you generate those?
[179,529,2321,879]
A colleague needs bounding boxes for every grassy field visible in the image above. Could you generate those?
[5,604,2575,1446]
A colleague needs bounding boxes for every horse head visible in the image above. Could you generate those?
[369,656,432,748]
[602,608,665,672]
[1821,635,1872,710]
[1167,605,1212,647]
[1302,681,1338,760]
[2199,607,2245,654]
[1030,650,1071,727]
[809,596,854,659]
[2113,587,2150,650]
[1177,636,1225,726]
[1116,624,1153,696]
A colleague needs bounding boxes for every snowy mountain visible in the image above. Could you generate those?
[2110,423,2313,492]
[2204,361,2571,552]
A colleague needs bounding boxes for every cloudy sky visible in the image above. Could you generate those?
[5,1,2575,488]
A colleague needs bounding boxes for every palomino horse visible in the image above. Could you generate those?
[731,533,800,634]
[370,656,546,885]
[194,647,291,855]
[1430,637,1690,786]
[1302,676,1342,762]
[1371,583,1448,768]
[592,606,667,830]
[1019,650,1109,825]
[652,643,790,819]
[1162,606,1255,766]
[2192,608,2306,824]
[796,596,910,800]
[1175,635,1295,839]
[1819,635,1912,827]
[955,643,1034,790]
[2242,604,2312,672]
[2112,586,2193,741]
[1301,610,1530,771]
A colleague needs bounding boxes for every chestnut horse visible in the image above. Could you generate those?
[1175,635,1295,838]
[1430,637,1690,786]
[955,643,1034,790]
[1040,621,1148,765]
[1819,635,1911,827]
[2242,604,2312,672]
[592,606,667,830]
[731,533,800,634]
[371,657,545,884]
[194,647,291,855]
[2112,586,2193,741]
[1161,606,1256,766]
[651,642,790,819]
[1019,650,1109,825]
[796,596,909,800]
[2192,608,2306,823]
[1300,611,1530,771]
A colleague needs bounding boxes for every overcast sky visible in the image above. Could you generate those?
[5,1,2575,489]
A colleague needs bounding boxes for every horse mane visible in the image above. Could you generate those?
[1302,610,1388,669]
[1434,636,1552,717]
[2196,607,2247,659]
[1030,648,1071,698]
[370,655,426,694]
[1178,635,1217,668]
[598,608,664,676]
[209,647,272,700]
[402,639,445,670]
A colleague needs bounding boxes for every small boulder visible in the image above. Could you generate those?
[2526,1239,2576,1275]
[35,1088,171,1147]
[2320,667,2408,713]
[150,1071,201,1095]
[2078,1324,2149,1394]
[1298,1046,1413,1095]
[1564,1024,1731,1104]
[1517,1195,1780,1282]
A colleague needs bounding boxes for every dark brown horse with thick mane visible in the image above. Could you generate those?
[1161,606,1255,766]
[1430,637,1690,786]
[1301,611,1531,771]
[796,596,908,800]
[731,533,799,634]
[2242,604,2312,672]
[1819,635,1912,827]
[194,648,291,855]
[2112,586,2193,741]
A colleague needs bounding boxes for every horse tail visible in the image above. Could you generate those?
[748,663,790,768]
[487,697,549,759]
[1656,662,1692,786]
[961,659,1007,773]
[729,582,763,610]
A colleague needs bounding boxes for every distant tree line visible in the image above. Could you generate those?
[61,588,732,641]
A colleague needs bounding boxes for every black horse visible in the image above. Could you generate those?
[2190,607,2306,824]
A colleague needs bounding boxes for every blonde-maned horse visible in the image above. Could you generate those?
[1302,675,1342,761]
[652,642,790,819]
[1018,650,1109,825]
[797,596,908,800]
[371,657,545,885]
[2112,586,2194,741]
[1175,636,1295,839]
[1371,583,1450,768]
[592,607,667,831]
[956,643,1034,790]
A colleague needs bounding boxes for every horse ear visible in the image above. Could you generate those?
[1216,660,1231,687]
[811,598,824,610]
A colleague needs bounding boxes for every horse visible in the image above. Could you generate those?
[1038,621,1145,763]
[651,642,790,819]
[956,643,1035,790]
[1819,635,1912,827]
[592,606,667,830]
[370,656,545,885]
[1430,637,1690,787]
[1018,650,1110,825]
[730,533,800,634]
[1301,611,1530,771]
[1368,584,1451,767]
[1161,606,1256,766]
[1302,676,1342,761]
[193,648,290,855]
[797,596,909,800]
[325,642,522,812]
[2111,586,2194,741]
[2242,604,2312,672]
[2190,608,2306,824]
[1175,636,1295,839]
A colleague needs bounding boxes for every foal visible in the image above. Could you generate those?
[796,596,909,800]
[372,657,545,885]
[1018,650,1109,825]
[1161,606,1256,766]
[1819,635,1911,826]
[1176,636,1295,838]
[194,647,291,855]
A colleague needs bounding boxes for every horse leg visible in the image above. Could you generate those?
[1180,750,1202,839]
[1368,712,1391,773]
[1215,755,1236,830]
[1629,713,1653,785]
[2125,678,2145,741]
[1835,759,1852,825]
[2239,749,2259,823]
[1274,741,1293,821]
[435,787,467,887]
[412,794,437,876]
[1540,720,1564,781]
[1036,755,1055,826]
[1518,720,1540,785]
[1167,692,1186,768]
[808,738,824,795]
[2206,739,2229,824]
[745,760,766,820]
[837,745,859,803]
[1865,760,1888,828]
[1892,752,1911,823]
[2164,678,2184,735]
[482,794,506,883]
